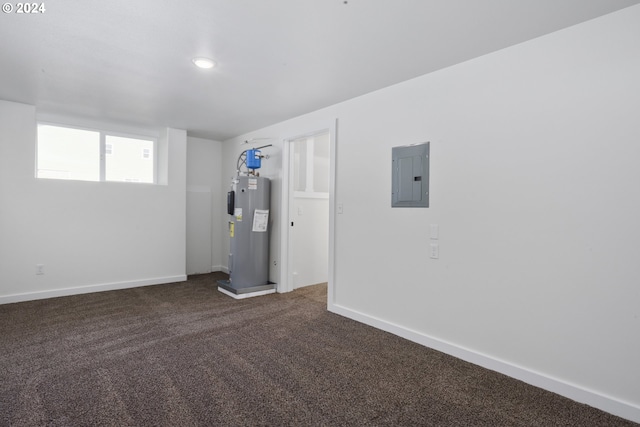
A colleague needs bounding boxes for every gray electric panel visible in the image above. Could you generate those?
[219,175,273,294]
[392,142,429,208]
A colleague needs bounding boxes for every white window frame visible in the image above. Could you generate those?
[37,122,158,184]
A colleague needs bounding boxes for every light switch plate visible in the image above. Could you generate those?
[430,243,439,259]
[430,224,439,239]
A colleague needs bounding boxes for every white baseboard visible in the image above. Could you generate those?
[328,302,640,424]
[212,265,227,273]
[0,275,187,305]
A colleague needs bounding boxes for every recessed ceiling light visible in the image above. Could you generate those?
[192,57,216,69]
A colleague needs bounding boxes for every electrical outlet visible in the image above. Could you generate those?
[36,264,44,275]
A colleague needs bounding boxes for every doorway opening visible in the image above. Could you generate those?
[288,131,330,289]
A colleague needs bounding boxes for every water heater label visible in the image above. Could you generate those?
[252,209,269,232]
[234,208,243,221]
[248,178,258,190]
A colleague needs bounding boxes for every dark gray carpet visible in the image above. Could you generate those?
[0,272,636,426]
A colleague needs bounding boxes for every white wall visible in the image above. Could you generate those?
[186,136,223,274]
[0,100,188,302]
[220,5,640,422]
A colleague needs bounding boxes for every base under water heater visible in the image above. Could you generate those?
[217,175,275,299]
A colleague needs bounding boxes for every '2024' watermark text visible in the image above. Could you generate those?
[2,2,46,13]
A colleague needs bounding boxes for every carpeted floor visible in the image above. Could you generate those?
[0,272,636,426]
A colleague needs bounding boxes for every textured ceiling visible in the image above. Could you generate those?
[1,0,638,140]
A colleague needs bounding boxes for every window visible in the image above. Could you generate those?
[105,135,154,183]
[36,125,100,181]
[37,124,156,184]
[292,133,330,195]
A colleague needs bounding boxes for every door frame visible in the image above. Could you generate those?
[279,119,337,306]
